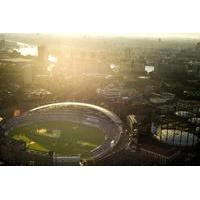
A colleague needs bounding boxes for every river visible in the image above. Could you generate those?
[14,41,57,64]
[15,42,38,56]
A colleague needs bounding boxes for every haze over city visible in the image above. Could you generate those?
[0,1,200,200]
[0,0,200,168]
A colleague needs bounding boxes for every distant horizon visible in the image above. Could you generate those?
[1,32,200,39]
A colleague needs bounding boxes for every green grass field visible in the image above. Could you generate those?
[9,121,105,155]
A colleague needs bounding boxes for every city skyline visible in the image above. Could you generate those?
[0,1,198,199]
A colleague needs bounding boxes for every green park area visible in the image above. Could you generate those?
[9,121,105,155]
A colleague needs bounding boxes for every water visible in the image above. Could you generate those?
[15,42,38,56]
[15,42,57,64]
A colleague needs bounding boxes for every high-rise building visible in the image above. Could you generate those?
[37,45,48,63]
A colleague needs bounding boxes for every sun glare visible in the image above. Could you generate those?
[0,0,200,34]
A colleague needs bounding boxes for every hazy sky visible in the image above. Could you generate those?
[1,0,200,34]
